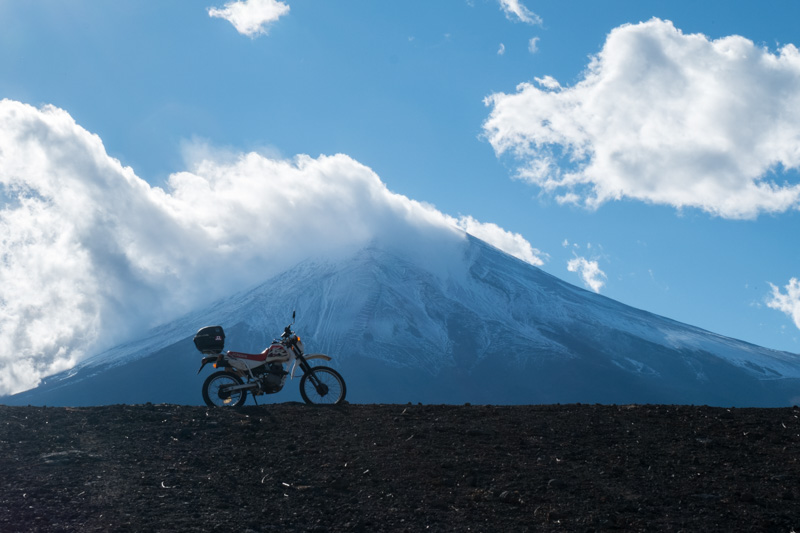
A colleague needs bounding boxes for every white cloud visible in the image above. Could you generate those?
[567,256,607,293]
[498,0,541,25]
[0,99,544,395]
[767,278,800,330]
[208,0,289,37]
[528,36,540,54]
[498,43,506,56]
[483,18,800,219]
[534,75,560,90]
[452,216,548,266]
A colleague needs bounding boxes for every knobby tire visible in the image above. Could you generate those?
[299,366,346,405]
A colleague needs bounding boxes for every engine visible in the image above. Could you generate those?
[256,363,287,393]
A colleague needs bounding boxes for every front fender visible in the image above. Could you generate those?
[304,353,332,363]
[290,353,332,379]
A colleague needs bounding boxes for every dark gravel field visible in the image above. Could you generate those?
[1,403,799,532]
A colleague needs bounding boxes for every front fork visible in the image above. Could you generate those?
[294,353,327,394]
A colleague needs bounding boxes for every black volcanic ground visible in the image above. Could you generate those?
[2,403,800,532]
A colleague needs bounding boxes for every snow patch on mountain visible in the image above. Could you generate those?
[70,236,799,379]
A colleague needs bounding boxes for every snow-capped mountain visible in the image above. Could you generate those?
[7,236,800,406]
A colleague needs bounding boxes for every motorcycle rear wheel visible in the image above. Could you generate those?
[299,366,346,405]
[202,371,247,407]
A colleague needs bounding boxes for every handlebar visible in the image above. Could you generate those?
[273,311,301,351]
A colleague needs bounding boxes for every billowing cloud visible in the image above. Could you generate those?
[208,0,289,37]
[767,278,800,330]
[483,18,800,219]
[451,215,548,266]
[498,0,541,25]
[0,99,543,395]
[567,256,606,293]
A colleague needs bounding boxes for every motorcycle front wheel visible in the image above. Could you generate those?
[202,371,247,407]
[299,366,346,405]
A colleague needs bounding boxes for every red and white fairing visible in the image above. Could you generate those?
[226,342,294,372]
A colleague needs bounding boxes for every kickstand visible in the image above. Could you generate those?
[252,394,259,406]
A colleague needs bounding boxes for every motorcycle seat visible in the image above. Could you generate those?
[228,351,269,362]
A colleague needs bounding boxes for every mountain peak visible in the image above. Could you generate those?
[7,237,800,406]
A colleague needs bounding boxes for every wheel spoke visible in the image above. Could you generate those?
[300,367,346,405]
[203,372,246,407]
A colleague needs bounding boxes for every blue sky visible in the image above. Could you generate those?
[1,0,800,393]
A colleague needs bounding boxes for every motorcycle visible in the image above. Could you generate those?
[194,311,346,407]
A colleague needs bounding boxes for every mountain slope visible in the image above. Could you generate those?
[7,236,800,406]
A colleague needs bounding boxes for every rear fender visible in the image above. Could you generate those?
[197,355,218,374]
[197,354,228,374]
